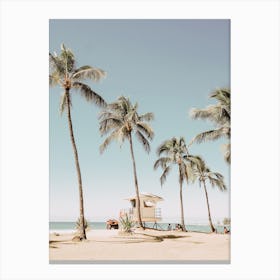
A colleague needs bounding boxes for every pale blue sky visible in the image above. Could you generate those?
[49,19,230,223]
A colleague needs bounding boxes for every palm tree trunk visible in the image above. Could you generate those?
[202,180,215,232]
[179,171,187,232]
[65,90,86,240]
[128,133,144,229]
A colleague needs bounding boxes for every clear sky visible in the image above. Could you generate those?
[49,19,230,223]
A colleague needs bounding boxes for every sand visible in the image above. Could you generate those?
[49,229,230,262]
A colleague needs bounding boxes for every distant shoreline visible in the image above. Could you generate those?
[49,221,230,234]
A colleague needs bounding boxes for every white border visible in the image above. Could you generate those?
[0,0,279,279]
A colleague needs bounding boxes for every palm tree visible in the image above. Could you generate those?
[154,137,194,232]
[189,155,226,232]
[189,88,231,164]
[99,96,154,229]
[49,44,106,240]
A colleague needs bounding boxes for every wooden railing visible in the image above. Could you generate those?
[155,208,162,219]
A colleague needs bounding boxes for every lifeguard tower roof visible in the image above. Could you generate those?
[125,192,164,202]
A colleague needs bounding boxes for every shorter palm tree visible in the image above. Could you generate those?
[189,155,226,232]
[99,96,154,229]
[154,137,194,232]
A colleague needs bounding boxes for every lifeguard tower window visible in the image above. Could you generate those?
[144,201,154,207]
[130,199,136,208]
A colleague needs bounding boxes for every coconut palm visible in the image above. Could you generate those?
[154,137,194,232]
[189,155,226,232]
[189,88,231,164]
[49,44,106,240]
[99,96,154,229]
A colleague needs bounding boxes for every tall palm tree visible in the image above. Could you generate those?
[49,44,106,240]
[99,96,154,229]
[189,88,231,164]
[154,137,194,232]
[189,155,226,232]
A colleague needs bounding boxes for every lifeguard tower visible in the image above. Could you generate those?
[120,192,163,229]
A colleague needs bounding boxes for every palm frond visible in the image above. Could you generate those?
[135,131,150,153]
[126,108,137,123]
[186,155,205,172]
[189,106,217,120]
[178,137,187,152]
[59,93,68,115]
[190,105,229,125]
[156,140,171,156]
[154,157,171,170]
[139,112,154,122]
[210,88,230,104]
[99,111,115,120]
[49,75,56,87]
[171,137,177,147]
[107,96,131,117]
[99,116,123,136]
[136,122,154,140]
[224,152,230,164]
[60,43,75,73]
[107,100,122,112]
[71,65,106,82]
[209,177,227,191]
[99,130,119,154]
[222,143,231,164]
[116,127,127,143]
[49,75,53,86]
[190,127,226,145]
[119,96,130,115]
[157,137,188,159]
[49,53,65,75]
[219,107,231,123]
[132,102,138,112]
[185,162,196,183]
[49,71,62,87]
[211,172,224,181]
[160,166,171,186]
[189,88,230,129]
[73,82,107,107]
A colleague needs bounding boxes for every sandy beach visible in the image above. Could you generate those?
[49,229,230,263]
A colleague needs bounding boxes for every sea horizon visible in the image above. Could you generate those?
[50,216,228,223]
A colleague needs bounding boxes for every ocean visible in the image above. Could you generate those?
[49,222,229,234]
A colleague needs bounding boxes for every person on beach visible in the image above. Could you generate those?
[167,224,172,231]
[224,226,230,234]
[175,224,182,231]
